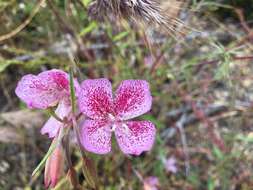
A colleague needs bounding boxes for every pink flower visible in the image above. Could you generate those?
[15,69,79,138]
[78,79,156,155]
[143,176,159,190]
[15,69,70,109]
[164,156,178,174]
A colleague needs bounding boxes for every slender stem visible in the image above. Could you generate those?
[47,108,64,123]
[69,67,97,189]
[62,128,80,189]
[69,68,76,114]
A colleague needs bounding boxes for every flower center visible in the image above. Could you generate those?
[107,113,130,134]
[108,113,117,131]
[108,113,115,121]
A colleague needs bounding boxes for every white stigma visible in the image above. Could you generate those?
[111,124,116,132]
[108,113,115,121]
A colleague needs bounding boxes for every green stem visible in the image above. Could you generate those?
[47,108,64,123]
[69,68,76,114]
[69,67,98,189]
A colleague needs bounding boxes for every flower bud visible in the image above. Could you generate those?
[44,145,64,188]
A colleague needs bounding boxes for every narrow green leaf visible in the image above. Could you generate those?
[81,0,91,7]
[32,139,57,176]
[46,108,64,123]
[207,177,215,190]
[0,60,21,73]
[113,31,129,42]
[79,22,97,37]
[213,146,224,160]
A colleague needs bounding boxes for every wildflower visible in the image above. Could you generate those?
[78,79,156,155]
[144,55,154,68]
[143,176,159,190]
[44,143,64,188]
[164,156,178,174]
[15,69,79,138]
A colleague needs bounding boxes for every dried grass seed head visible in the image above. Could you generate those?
[88,0,189,38]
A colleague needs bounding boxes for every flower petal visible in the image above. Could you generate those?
[80,119,112,154]
[78,79,113,120]
[115,121,156,155]
[114,80,152,120]
[41,101,71,138]
[15,69,69,109]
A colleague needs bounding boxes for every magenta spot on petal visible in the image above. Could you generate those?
[51,72,69,90]
[28,102,34,108]
[78,79,114,120]
[87,88,113,116]
[115,121,156,155]
[29,80,48,91]
[129,122,149,136]
[80,120,112,154]
[114,80,152,120]
[15,69,72,109]
[115,86,144,114]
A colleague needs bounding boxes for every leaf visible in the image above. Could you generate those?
[236,133,253,143]
[141,114,164,129]
[79,22,97,37]
[32,139,57,177]
[0,60,21,73]
[207,177,215,190]
[113,31,129,42]
[212,146,224,160]
[47,108,64,123]
[81,0,91,7]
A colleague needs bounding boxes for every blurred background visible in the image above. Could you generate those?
[1,0,253,189]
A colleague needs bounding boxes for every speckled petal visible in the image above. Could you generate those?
[115,121,156,155]
[78,79,114,120]
[41,101,71,138]
[114,80,152,120]
[15,69,69,109]
[80,120,112,154]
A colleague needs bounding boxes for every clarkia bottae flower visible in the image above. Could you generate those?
[15,69,80,188]
[78,79,156,155]
[15,69,79,138]
[15,70,156,188]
